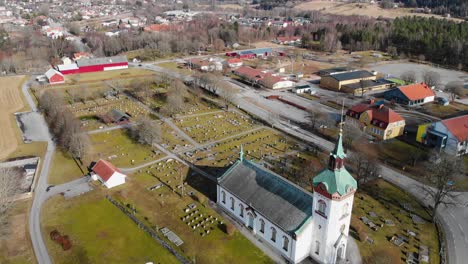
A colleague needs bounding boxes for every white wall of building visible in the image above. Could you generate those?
[104,65,128,71]
[272,81,295,89]
[423,96,435,103]
[431,121,466,156]
[100,172,126,188]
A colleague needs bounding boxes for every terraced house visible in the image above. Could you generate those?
[346,100,405,140]
[217,133,357,264]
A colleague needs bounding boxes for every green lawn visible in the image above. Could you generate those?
[157,62,192,75]
[88,129,165,168]
[353,180,439,264]
[111,169,273,264]
[48,150,86,185]
[42,194,179,264]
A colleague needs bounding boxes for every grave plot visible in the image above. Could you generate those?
[174,111,257,144]
[89,129,165,168]
[160,123,193,152]
[352,180,439,263]
[174,100,222,117]
[109,165,271,264]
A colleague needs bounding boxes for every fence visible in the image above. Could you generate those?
[106,195,191,264]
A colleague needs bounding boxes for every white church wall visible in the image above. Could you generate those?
[291,218,314,263]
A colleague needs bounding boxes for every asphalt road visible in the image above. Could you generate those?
[22,78,54,264]
[137,61,468,264]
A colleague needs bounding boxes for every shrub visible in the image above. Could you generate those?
[358,231,368,242]
[226,222,236,236]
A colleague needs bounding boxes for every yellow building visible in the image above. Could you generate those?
[320,70,377,91]
[346,101,405,140]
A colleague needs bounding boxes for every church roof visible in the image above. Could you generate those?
[312,168,356,196]
[331,132,346,159]
[218,159,313,233]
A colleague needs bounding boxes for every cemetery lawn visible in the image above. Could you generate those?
[110,165,273,264]
[64,68,154,83]
[353,180,439,264]
[88,129,165,168]
[41,193,179,264]
[48,150,86,185]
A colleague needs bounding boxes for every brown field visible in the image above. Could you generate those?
[295,1,463,21]
[0,75,28,161]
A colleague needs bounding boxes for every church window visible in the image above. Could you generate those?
[239,204,244,217]
[340,224,346,233]
[282,236,289,251]
[221,191,226,204]
[317,200,327,215]
[260,219,265,233]
[271,227,276,242]
[315,241,320,255]
[341,203,349,218]
[230,197,234,210]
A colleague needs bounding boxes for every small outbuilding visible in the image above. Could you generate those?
[45,68,65,84]
[91,159,126,189]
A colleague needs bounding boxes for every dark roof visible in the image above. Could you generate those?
[343,79,393,90]
[76,56,128,67]
[318,67,349,76]
[328,70,374,81]
[218,159,313,233]
[108,109,129,121]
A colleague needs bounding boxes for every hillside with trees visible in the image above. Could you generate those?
[401,0,468,18]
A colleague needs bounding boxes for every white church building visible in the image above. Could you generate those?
[217,132,357,264]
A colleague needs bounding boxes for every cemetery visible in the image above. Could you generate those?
[352,180,439,264]
[174,111,258,144]
[89,129,166,167]
[107,160,272,264]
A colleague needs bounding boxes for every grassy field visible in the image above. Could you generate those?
[421,103,461,118]
[0,200,36,264]
[110,163,273,264]
[88,129,166,168]
[0,75,28,160]
[157,62,192,75]
[48,150,86,185]
[295,1,462,21]
[41,193,179,264]
[354,180,439,264]
[65,68,154,83]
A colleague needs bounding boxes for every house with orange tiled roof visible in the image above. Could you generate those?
[91,159,126,188]
[418,115,468,156]
[384,83,435,106]
[346,100,405,140]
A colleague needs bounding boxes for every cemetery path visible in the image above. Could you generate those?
[119,155,170,174]
[174,110,225,119]
[23,77,54,264]
[86,123,133,134]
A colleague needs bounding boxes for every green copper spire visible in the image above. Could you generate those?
[331,132,346,159]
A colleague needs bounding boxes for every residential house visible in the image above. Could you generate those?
[187,58,223,72]
[274,36,301,45]
[218,133,357,263]
[320,70,376,91]
[61,56,72,65]
[416,115,468,156]
[91,159,127,188]
[233,66,294,89]
[346,100,405,140]
[384,83,435,106]
[73,52,93,61]
[225,58,243,68]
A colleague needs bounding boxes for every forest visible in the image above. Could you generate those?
[401,0,468,18]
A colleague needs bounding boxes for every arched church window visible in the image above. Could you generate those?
[230,197,234,210]
[239,204,244,217]
[221,191,226,204]
[342,203,349,218]
[317,200,327,215]
[315,241,320,255]
[271,227,276,242]
[282,236,289,251]
[340,224,345,233]
[259,219,265,233]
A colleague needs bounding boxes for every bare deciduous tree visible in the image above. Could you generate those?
[421,155,464,221]
[445,81,464,102]
[129,117,161,146]
[400,70,416,84]
[350,152,380,184]
[422,70,441,88]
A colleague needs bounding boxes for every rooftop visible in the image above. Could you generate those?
[397,83,435,100]
[441,115,468,142]
[218,159,313,233]
[329,70,375,81]
[76,56,127,67]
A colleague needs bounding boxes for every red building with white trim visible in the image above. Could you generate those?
[56,56,128,75]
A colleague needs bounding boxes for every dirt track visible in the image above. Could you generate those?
[0,76,26,160]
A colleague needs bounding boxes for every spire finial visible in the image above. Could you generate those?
[339,99,345,134]
[240,144,244,161]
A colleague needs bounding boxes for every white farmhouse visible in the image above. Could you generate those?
[91,159,126,189]
[217,131,357,264]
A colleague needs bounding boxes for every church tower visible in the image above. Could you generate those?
[310,129,358,264]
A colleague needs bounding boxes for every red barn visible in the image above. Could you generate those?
[45,69,65,84]
[76,56,128,73]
